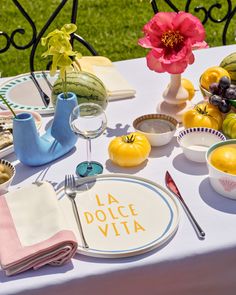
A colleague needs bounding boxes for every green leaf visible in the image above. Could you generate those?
[41,23,81,98]
[61,23,77,34]
[229,100,236,108]
[0,95,16,118]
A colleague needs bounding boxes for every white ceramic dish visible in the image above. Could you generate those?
[199,78,211,100]
[133,114,178,147]
[0,110,42,157]
[177,127,226,163]
[0,71,57,114]
[0,159,15,194]
[58,173,179,258]
[206,139,236,199]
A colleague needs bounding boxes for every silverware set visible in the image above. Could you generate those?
[64,174,89,249]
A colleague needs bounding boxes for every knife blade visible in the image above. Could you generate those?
[165,171,205,239]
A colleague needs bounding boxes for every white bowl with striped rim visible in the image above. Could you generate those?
[177,127,226,163]
[0,159,16,194]
[133,114,178,147]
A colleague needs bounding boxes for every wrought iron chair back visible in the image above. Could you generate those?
[150,0,236,45]
[0,0,98,73]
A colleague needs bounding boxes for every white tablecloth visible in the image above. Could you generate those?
[1,44,236,295]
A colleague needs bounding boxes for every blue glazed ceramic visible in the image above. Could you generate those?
[13,92,78,166]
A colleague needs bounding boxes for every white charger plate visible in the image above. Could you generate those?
[0,110,42,157]
[58,174,179,258]
[0,72,57,114]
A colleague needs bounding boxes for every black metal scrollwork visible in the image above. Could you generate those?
[0,0,98,72]
[0,0,36,54]
[151,0,236,45]
[10,0,37,50]
[0,32,11,53]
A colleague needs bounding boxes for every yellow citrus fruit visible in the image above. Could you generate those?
[210,145,236,175]
[181,78,195,100]
[200,66,230,91]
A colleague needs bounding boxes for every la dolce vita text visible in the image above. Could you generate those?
[83,193,146,238]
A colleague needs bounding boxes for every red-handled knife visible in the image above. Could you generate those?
[165,171,205,239]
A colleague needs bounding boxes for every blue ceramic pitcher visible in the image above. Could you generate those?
[13,92,78,166]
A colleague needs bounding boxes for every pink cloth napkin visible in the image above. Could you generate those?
[0,182,78,276]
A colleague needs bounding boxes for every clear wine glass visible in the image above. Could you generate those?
[70,103,107,177]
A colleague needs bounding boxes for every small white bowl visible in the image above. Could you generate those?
[177,127,226,163]
[206,139,236,199]
[0,159,15,194]
[133,114,178,147]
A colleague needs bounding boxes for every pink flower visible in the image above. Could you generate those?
[138,11,208,74]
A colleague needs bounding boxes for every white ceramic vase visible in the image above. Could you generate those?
[157,73,192,122]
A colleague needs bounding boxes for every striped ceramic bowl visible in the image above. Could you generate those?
[177,127,226,163]
[0,159,15,194]
[133,114,178,147]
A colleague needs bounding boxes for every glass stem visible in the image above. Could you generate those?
[86,138,93,171]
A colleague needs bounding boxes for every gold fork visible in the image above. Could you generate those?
[64,174,89,249]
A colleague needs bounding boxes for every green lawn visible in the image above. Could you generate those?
[0,0,236,77]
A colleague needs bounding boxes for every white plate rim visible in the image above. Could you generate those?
[58,173,180,258]
[0,71,55,114]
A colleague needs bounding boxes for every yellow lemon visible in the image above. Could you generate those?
[181,78,195,100]
[210,145,236,175]
[200,66,230,91]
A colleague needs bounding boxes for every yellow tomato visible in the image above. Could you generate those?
[200,66,230,90]
[182,102,223,130]
[108,132,151,167]
[210,145,236,175]
[181,78,195,100]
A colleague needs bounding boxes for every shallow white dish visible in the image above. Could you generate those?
[0,159,15,194]
[58,173,179,258]
[177,127,226,163]
[0,71,57,114]
[206,139,236,199]
[133,114,178,147]
[0,110,42,157]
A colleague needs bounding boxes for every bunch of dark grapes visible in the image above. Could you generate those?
[208,76,236,113]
